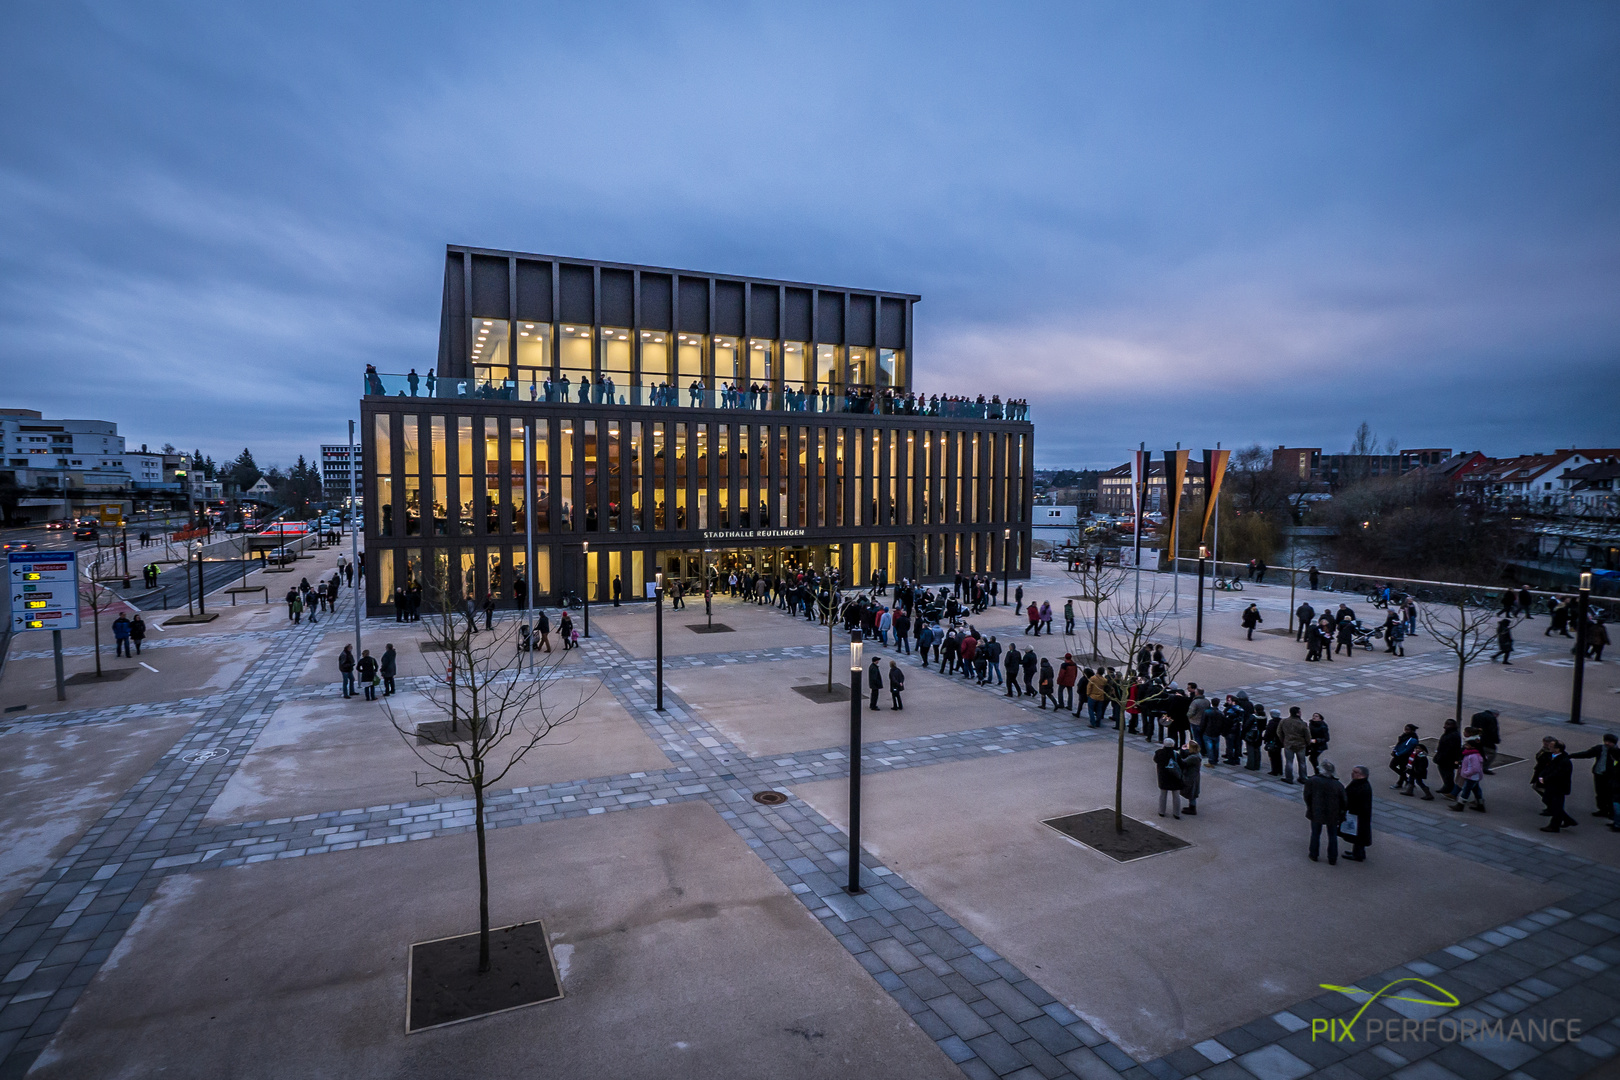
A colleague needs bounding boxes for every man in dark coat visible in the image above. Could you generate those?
[888,660,905,710]
[1568,733,1620,826]
[1302,762,1348,864]
[868,656,883,710]
[1344,766,1373,862]
[1538,740,1578,832]
[1471,709,1502,773]
[1021,647,1038,697]
[1434,719,1463,796]
[1296,601,1315,641]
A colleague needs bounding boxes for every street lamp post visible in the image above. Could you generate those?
[1195,545,1208,648]
[1571,568,1592,725]
[121,524,130,589]
[581,540,590,638]
[193,540,206,615]
[846,629,864,895]
[654,569,665,711]
[1002,528,1010,607]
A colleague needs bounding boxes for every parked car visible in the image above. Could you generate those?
[224,522,244,533]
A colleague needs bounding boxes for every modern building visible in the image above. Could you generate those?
[319,444,354,500]
[1097,460,1206,515]
[1271,446,1452,486]
[359,246,1035,614]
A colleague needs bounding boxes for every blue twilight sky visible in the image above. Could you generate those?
[2,1,1617,470]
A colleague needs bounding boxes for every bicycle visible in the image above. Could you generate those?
[1214,576,1244,592]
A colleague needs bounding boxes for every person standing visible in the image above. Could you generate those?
[1155,739,1185,819]
[1307,712,1331,775]
[1296,601,1314,642]
[1471,709,1502,773]
[868,655,883,710]
[1303,761,1347,864]
[357,649,379,701]
[1434,719,1463,796]
[612,575,622,607]
[1037,658,1055,709]
[1265,710,1284,775]
[1309,565,1320,591]
[1056,654,1077,710]
[1004,642,1021,697]
[1021,647,1038,697]
[113,614,132,658]
[1014,584,1023,610]
[380,643,397,696]
[482,594,495,631]
[1343,766,1372,861]
[888,660,905,710]
[1063,599,1075,636]
[1538,740,1579,832]
[129,613,146,655]
[893,607,911,654]
[1400,742,1435,800]
[1180,741,1203,816]
[1568,733,1620,826]
[1278,707,1311,784]
[1241,603,1262,640]
[338,644,356,699]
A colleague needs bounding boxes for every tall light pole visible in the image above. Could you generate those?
[581,539,590,638]
[193,540,206,615]
[1002,528,1010,607]
[654,569,665,711]
[349,419,362,667]
[1195,545,1208,648]
[1571,567,1592,725]
[523,421,536,673]
[846,628,864,895]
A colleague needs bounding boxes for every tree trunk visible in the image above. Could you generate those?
[1114,713,1126,833]
[1454,655,1466,724]
[93,606,102,676]
[475,773,490,973]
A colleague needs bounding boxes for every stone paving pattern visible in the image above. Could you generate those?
[1,578,1618,1079]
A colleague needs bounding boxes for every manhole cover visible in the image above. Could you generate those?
[752,791,789,806]
[180,748,226,764]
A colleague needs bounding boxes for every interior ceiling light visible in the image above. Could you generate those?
[483,321,492,326]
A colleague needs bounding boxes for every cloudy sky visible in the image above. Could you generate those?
[2,1,1616,469]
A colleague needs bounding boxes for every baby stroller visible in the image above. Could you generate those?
[1349,620,1379,651]
[518,624,534,652]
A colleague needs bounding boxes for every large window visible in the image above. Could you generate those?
[470,318,509,372]
[878,348,904,389]
[815,345,839,393]
[638,331,670,406]
[845,347,872,388]
[714,336,741,398]
[601,327,631,405]
[783,342,808,408]
[516,322,552,400]
[677,335,705,404]
[457,417,473,535]
[403,415,420,536]
[374,414,392,536]
[560,325,592,403]
[484,418,500,533]
[508,420,524,535]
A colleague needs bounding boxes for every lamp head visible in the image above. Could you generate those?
[1199,545,1209,559]
[850,628,864,670]
[1580,568,1592,592]
[582,540,588,553]
[1004,528,1010,540]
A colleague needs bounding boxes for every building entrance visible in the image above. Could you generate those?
[656,545,839,592]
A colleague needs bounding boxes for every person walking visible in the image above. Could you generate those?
[1303,761,1347,864]
[1434,719,1463,796]
[380,643,397,696]
[129,613,146,655]
[1538,740,1579,832]
[1278,706,1311,784]
[1343,766,1372,861]
[1063,599,1075,636]
[1039,601,1053,635]
[1400,741,1435,800]
[338,644,356,699]
[357,649,379,701]
[1037,658,1056,710]
[536,610,552,652]
[868,655,883,710]
[1491,617,1515,664]
[888,660,905,710]
[559,612,574,650]
[1004,642,1021,697]
[1021,646,1038,697]
[1024,601,1040,636]
[1241,603,1262,640]
[1472,709,1502,773]
[1155,739,1185,819]
[1450,737,1487,812]
[1265,710,1284,775]
[1568,733,1620,826]
[113,614,132,658]
[893,608,911,654]
[1307,712,1331,775]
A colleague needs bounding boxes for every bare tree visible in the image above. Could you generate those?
[1091,587,1197,833]
[78,561,120,677]
[1419,597,1509,723]
[1063,554,1130,663]
[383,561,592,973]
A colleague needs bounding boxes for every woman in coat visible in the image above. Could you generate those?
[1154,739,1185,819]
[1180,741,1203,816]
[1037,658,1056,710]
[1241,604,1263,640]
[1343,766,1373,861]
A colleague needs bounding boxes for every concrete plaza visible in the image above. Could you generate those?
[2,555,1619,1080]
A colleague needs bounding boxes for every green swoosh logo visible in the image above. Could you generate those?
[1319,978,1461,1040]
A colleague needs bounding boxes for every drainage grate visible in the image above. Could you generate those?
[752,791,788,806]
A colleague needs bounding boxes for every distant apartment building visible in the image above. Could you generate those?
[1097,460,1206,514]
[320,444,353,497]
[1271,446,1452,486]
[0,409,192,521]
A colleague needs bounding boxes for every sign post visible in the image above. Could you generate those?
[9,550,80,701]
